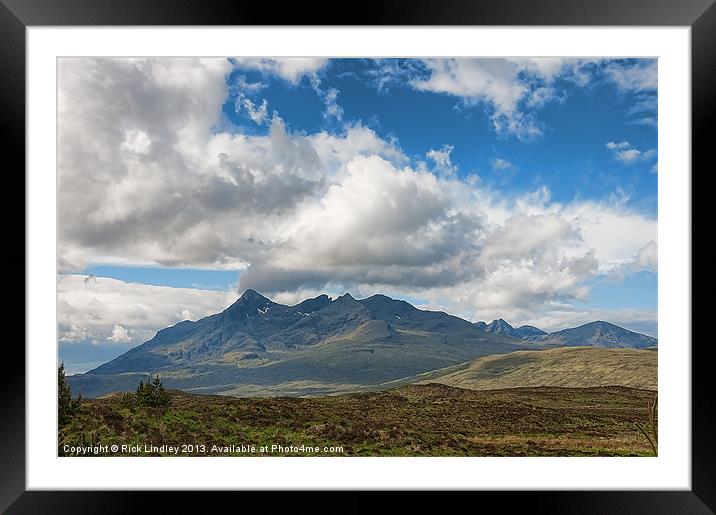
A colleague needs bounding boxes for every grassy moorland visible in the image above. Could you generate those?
[412,346,658,391]
[59,383,657,457]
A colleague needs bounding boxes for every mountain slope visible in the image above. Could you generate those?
[358,294,477,334]
[415,346,657,390]
[262,293,372,350]
[71,290,533,398]
[513,325,547,339]
[90,289,308,373]
[528,321,657,348]
[485,318,516,335]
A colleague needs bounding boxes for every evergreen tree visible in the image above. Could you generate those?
[58,363,81,427]
[135,374,171,408]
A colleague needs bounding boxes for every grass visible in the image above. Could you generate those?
[414,346,657,391]
[59,383,657,457]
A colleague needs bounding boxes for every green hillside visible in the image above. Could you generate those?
[413,346,657,391]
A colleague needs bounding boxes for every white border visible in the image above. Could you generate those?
[27,27,691,490]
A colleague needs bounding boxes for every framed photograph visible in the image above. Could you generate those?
[6,0,714,511]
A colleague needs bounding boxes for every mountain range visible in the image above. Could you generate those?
[476,318,547,339]
[477,317,657,348]
[68,289,656,398]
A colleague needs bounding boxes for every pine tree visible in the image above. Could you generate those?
[135,375,171,408]
[58,363,81,427]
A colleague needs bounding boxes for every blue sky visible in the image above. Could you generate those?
[221,59,657,212]
[58,57,658,369]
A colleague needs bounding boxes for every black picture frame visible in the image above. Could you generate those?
[4,0,714,512]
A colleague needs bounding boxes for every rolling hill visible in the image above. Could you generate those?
[412,346,657,390]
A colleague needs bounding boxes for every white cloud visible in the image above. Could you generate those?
[121,129,152,155]
[509,58,568,83]
[426,145,457,177]
[232,75,267,92]
[412,58,527,114]
[308,124,408,170]
[371,58,657,140]
[626,94,658,128]
[231,58,329,84]
[58,58,409,271]
[411,58,541,138]
[322,87,343,121]
[635,240,658,272]
[237,95,269,125]
[234,58,340,122]
[108,324,131,343]
[58,275,236,345]
[403,58,585,139]
[605,60,657,92]
[606,141,657,164]
[491,158,516,172]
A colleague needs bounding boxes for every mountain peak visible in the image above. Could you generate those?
[483,318,519,337]
[225,289,272,312]
[487,318,515,330]
[293,294,331,313]
[240,288,267,300]
[366,293,393,301]
[535,320,657,348]
[514,324,547,338]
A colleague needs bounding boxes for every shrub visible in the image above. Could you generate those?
[119,391,137,409]
[136,375,171,408]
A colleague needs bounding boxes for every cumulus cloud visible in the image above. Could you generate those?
[58,275,236,346]
[58,58,658,340]
[236,155,484,293]
[58,58,407,271]
[108,324,131,343]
